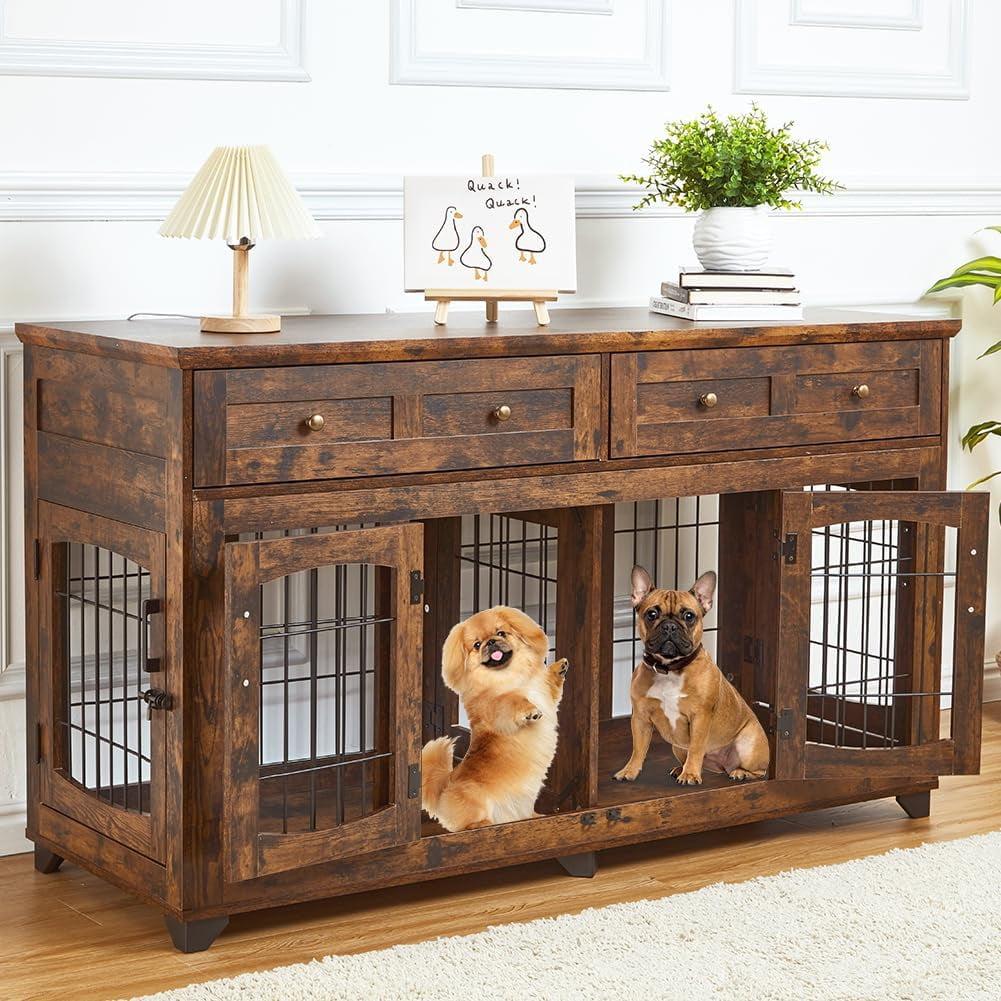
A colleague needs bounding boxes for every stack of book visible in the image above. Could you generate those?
[650,266,803,322]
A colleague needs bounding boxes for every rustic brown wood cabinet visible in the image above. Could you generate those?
[17,308,989,953]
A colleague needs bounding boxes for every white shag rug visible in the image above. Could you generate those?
[135,831,1001,1001]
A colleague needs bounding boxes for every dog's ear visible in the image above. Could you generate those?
[497,606,548,659]
[631,565,653,608]
[690,571,717,614]
[441,620,468,693]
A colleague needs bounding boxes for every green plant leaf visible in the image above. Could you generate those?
[981,338,1001,358]
[962,420,1001,451]
[981,225,1001,236]
[967,469,1001,489]
[951,256,1001,277]
[927,273,1001,295]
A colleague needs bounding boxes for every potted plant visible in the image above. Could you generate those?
[928,234,1001,514]
[622,105,841,272]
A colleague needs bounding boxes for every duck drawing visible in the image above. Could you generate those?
[459,225,491,281]
[509,207,546,264]
[432,206,463,265]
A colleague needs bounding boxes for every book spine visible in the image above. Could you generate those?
[649,296,694,319]
[659,282,690,303]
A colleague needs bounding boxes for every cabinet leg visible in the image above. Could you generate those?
[557,851,597,879]
[896,791,931,819]
[164,915,229,953]
[34,845,64,874]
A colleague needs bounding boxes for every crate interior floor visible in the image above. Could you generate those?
[252,716,744,838]
[420,715,742,837]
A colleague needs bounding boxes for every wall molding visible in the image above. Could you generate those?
[0,0,308,82]
[2,173,1000,223]
[789,0,925,31]
[457,0,613,12]
[0,342,20,695]
[390,0,670,91]
[735,0,970,99]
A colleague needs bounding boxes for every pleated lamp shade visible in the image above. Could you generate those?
[161,146,319,333]
[160,145,319,243]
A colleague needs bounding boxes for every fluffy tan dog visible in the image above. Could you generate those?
[421,606,569,832]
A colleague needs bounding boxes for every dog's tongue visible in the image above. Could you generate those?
[490,650,504,661]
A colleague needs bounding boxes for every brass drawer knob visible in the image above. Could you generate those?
[493,404,512,422]
[699,392,718,409]
[851,384,870,399]
[306,413,325,432]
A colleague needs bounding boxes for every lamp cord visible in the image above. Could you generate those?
[127,312,201,321]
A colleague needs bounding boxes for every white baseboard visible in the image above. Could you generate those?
[984,657,1001,703]
[0,802,29,857]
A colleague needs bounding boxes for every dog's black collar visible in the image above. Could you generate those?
[643,644,702,674]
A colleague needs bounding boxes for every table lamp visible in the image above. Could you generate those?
[159,145,320,333]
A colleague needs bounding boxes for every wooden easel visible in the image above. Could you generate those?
[425,153,558,327]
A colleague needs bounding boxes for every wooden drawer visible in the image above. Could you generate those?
[611,340,940,458]
[194,355,602,486]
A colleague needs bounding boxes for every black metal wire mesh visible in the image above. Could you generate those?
[610,497,720,716]
[241,526,392,836]
[60,544,153,813]
[806,485,955,749]
[458,514,558,654]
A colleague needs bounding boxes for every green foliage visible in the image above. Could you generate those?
[621,105,842,213]
[929,230,1001,517]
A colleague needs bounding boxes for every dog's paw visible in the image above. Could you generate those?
[553,658,570,678]
[612,766,638,782]
[523,706,543,724]
[728,768,761,782]
[674,768,703,786]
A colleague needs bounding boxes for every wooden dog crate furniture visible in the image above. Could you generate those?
[17,308,989,952]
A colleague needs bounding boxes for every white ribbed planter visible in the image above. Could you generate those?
[692,205,771,271]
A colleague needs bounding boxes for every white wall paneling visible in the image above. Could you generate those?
[736,0,970,99]
[2,173,1001,223]
[390,0,670,90]
[789,0,925,31]
[0,0,308,81]
[457,1,613,12]
[0,0,1000,855]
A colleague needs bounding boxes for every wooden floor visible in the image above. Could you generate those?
[3,704,1000,1001]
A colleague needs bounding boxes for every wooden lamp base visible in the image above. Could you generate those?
[202,241,281,334]
[201,314,281,333]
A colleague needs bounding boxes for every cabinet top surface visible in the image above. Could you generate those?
[16,306,959,369]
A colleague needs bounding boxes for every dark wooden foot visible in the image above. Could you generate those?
[557,851,597,879]
[896,791,931,819]
[33,845,64,874]
[164,915,229,953]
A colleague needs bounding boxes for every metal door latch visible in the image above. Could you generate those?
[141,688,173,720]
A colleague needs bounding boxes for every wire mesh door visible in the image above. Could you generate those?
[224,522,423,880]
[775,489,989,781]
[38,502,167,862]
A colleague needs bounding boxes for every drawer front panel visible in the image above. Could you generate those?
[195,355,601,486]
[611,341,940,458]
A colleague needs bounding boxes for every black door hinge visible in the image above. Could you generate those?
[407,763,421,799]
[772,708,794,739]
[33,539,41,581]
[409,570,425,605]
[779,533,798,564]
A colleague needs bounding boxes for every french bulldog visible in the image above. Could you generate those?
[613,566,769,786]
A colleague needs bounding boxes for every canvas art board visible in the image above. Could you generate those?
[404,174,577,293]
